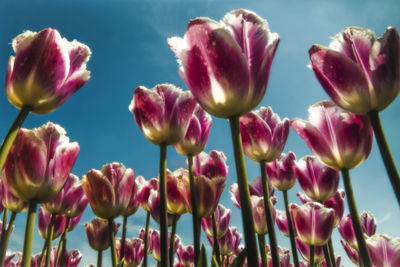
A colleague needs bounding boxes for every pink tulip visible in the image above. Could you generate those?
[38,207,66,240]
[5,28,91,114]
[322,256,341,267]
[295,238,325,264]
[266,152,297,191]
[230,176,274,209]
[166,169,190,215]
[148,230,180,262]
[82,162,135,219]
[2,122,79,203]
[2,251,16,267]
[267,246,291,267]
[360,211,377,236]
[28,247,81,267]
[116,238,144,267]
[129,84,197,146]
[192,150,228,179]
[250,195,276,235]
[85,218,120,251]
[309,27,400,114]
[240,107,290,163]
[168,9,279,118]
[323,189,345,227]
[341,240,359,265]
[293,156,340,202]
[177,244,194,266]
[122,175,143,217]
[201,204,231,238]
[208,227,242,257]
[174,104,212,156]
[366,234,400,267]
[0,181,28,213]
[290,202,335,246]
[292,101,373,170]
[275,209,290,237]
[148,188,180,226]
[42,173,88,218]
[138,177,159,212]
[68,214,83,232]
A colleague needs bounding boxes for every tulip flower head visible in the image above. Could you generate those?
[138,177,158,212]
[0,180,28,213]
[296,238,325,264]
[309,27,400,114]
[177,244,194,267]
[166,169,190,215]
[230,176,274,208]
[341,240,359,265]
[116,238,144,267]
[129,84,197,146]
[360,211,377,236]
[85,218,120,251]
[250,195,276,235]
[38,207,66,240]
[5,28,91,114]
[266,152,297,191]
[148,230,180,262]
[168,9,280,118]
[267,246,291,267]
[275,209,290,237]
[121,175,143,217]
[207,226,242,257]
[2,122,80,203]
[366,234,400,267]
[323,189,345,227]
[292,101,373,170]
[201,204,231,238]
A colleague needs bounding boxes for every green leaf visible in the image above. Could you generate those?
[230,248,247,267]
[197,244,209,267]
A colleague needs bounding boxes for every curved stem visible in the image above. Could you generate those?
[45,214,56,267]
[328,238,336,267]
[368,111,400,205]
[108,218,117,267]
[39,236,49,267]
[323,244,332,267]
[97,250,103,267]
[211,213,221,266]
[310,245,315,267]
[159,143,169,266]
[342,169,372,267]
[169,214,178,267]
[142,211,150,267]
[257,234,267,267]
[259,161,279,267]
[188,154,200,266]
[21,201,37,267]
[120,215,128,261]
[0,212,16,265]
[283,190,300,267]
[228,116,259,266]
[55,217,70,267]
[0,106,31,171]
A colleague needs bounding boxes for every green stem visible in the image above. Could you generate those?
[221,256,225,267]
[169,214,178,267]
[188,154,200,266]
[143,211,150,267]
[108,218,117,267]
[211,213,221,266]
[342,169,372,267]
[323,244,332,267]
[45,214,56,267]
[97,250,103,267]
[55,217,70,267]
[21,201,37,267]
[120,215,128,261]
[257,234,267,267]
[283,190,300,267]
[0,106,31,171]
[259,161,279,267]
[1,209,8,238]
[328,238,336,267]
[368,111,400,205]
[0,212,16,265]
[310,245,315,267]
[228,116,259,266]
[39,236,49,267]
[159,143,169,266]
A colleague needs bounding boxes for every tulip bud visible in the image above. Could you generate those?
[360,211,377,236]
[85,218,120,251]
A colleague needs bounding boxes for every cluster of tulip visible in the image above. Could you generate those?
[0,7,399,267]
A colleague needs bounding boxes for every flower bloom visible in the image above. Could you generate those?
[250,195,276,235]
[148,230,180,262]
[82,163,135,219]
[341,240,359,265]
[240,107,290,163]
[85,218,120,251]
[275,209,290,237]
[266,152,296,191]
[290,202,335,246]
[207,227,242,257]
[116,238,144,267]
[138,177,159,212]
[201,204,231,238]
[5,28,91,114]
[323,189,345,227]
[366,234,400,267]
[174,104,212,156]
[293,155,339,202]
[129,84,197,146]
[38,207,66,240]
[168,9,280,118]
[296,238,325,264]
[292,101,373,170]
[361,211,377,236]
[176,244,194,267]
[166,169,190,215]
[230,176,274,209]
[0,180,28,213]
[267,246,291,267]
[148,187,181,226]
[2,122,79,202]
[309,27,400,114]
[121,175,143,217]
[27,247,82,267]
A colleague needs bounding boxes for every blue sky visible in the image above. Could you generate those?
[1,0,400,266]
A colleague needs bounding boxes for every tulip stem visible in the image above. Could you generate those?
[328,238,336,267]
[97,250,102,267]
[143,211,150,267]
[283,190,300,267]
[368,110,400,206]
[259,160,279,267]
[1,209,8,238]
[21,201,37,267]
[108,218,117,267]
[211,212,221,266]
[39,236,49,267]
[45,214,56,267]
[0,211,16,265]
[159,143,169,266]
[323,244,332,267]
[55,217,70,267]
[120,215,128,261]
[342,169,372,267]
[188,154,200,266]
[169,214,178,266]
[0,105,31,171]
[257,234,267,267]
[310,245,315,267]
[228,116,259,266]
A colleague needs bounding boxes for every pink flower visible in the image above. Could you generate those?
[293,155,339,202]
[366,234,400,267]
[177,244,194,266]
[295,238,325,264]
[138,177,159,212]
[38,207,66,240]
[267,246,291,267]
[360,211,377,236]
[341,240,359,265]
[201,204,231,238]
[168,9,279,118]
[323,189,345,227]
[309,27,400,114]
[82,162,135,219]
[240,107,290,163]
[174,104,212,156]
[275,209,290,237]
[148,187,181,226]
[85,218,120,251]
[250,195,276,235]
[5,28,91,114]
[148,230,180,262]
[0,180,28,213]
[266,152,297,191]
[292,101,373,170]
[230,176,274,209]
[116,238,144,267]
[166,169,190,215]
[122,175,143,217]
[2,122,79,202]
[208,227,242,257]
[129,84,197,146]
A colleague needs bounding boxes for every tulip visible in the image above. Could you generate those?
[148,230,181,262]
[266,246,291,267]
[201,204,231,239]
[341,240,359,265]
[38,208,66,241]
[322,257,341,267]
[85,218,120,252]
[250,195,276,235]
[177,244,194,267]
[365,234,400,267]
[229,176,274,208]
[2,250,16,267]
[192,150,228,179]
[148,188,180,226]
[116,238,144,267]
[360,211,377,237]
[207,227,242,257]
[266,152,297,192]
[275,209,290,237]
[296,238,325,265]
[165,169,190,215]
[139,177,159,212]
[0,181,28,214]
